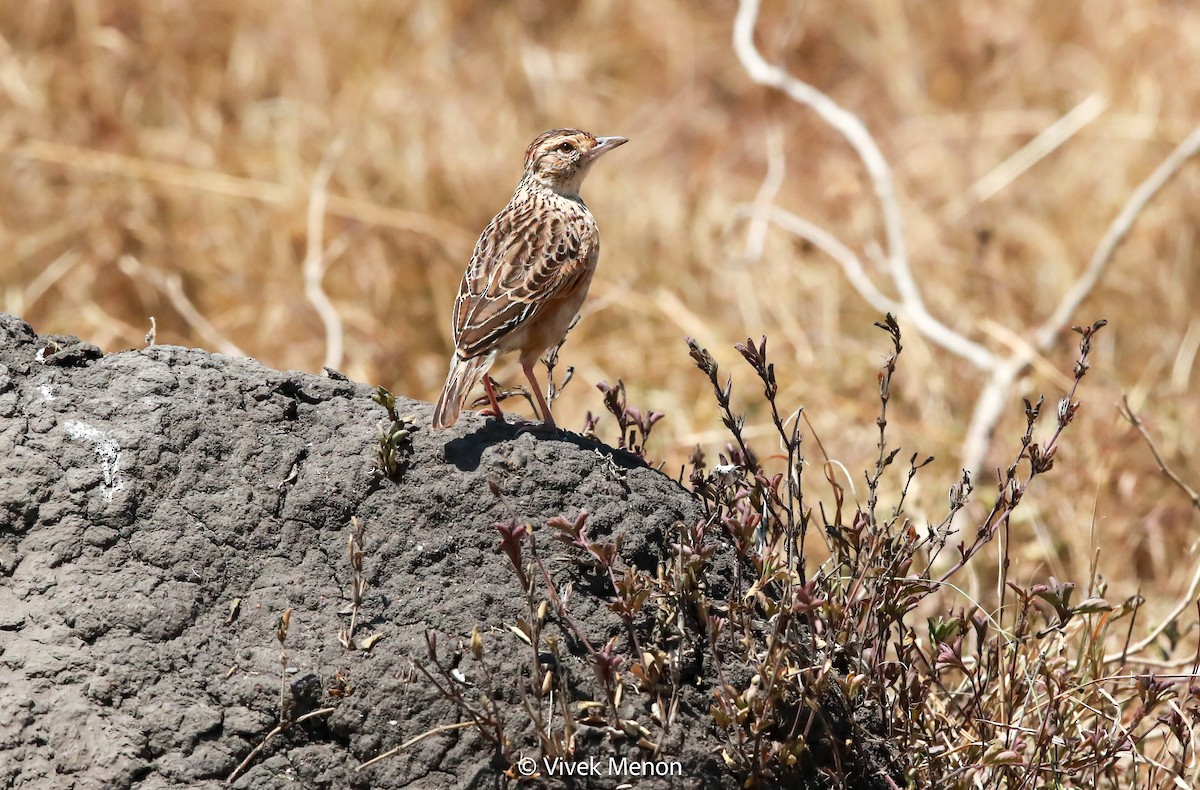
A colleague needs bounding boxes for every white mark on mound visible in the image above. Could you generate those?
[39,384,55,401]
[65,421,124,502]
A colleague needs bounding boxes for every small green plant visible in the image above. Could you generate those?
[372,386,415,480]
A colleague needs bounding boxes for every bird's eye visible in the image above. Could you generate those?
[558,142,576,153]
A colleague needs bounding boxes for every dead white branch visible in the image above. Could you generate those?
[732,0,1200,480]
[1035,124,1200,351]
[733,0,993,372]
[735,204,898,317]
[962,124,1200,473]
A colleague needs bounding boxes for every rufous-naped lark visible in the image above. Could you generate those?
[432,128,627,431]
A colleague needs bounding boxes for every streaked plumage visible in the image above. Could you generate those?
[433,128,626,430]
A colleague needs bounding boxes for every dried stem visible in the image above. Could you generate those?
[355,721,478,772]
[1104,395,1200,663]
[226,707,336,783]
[1117,395,1200,513]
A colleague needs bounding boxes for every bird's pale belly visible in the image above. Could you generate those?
[502,272,595,366]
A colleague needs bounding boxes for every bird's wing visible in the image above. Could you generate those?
[452,197,596,359]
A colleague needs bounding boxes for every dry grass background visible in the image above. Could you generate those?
[2,1,1199,622]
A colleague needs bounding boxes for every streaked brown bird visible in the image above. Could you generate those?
[432,128,627,431]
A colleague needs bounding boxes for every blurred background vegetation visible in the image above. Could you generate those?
[2,1,1198,613]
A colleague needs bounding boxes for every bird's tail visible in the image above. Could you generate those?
[432,353,494,429]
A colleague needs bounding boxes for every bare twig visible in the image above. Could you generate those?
[543,314,580,404]
[1103,553,1200,665]
[226,706,336,783]
[1118,395,1200,511]
[1102,395,1200,663]
[355,721,478,772]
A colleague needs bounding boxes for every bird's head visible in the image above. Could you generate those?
[523,128,627,196]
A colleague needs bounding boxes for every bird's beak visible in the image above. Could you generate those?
[586,136,628,160]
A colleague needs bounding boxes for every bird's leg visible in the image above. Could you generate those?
[481,375,505,420]
[522,361,557,431]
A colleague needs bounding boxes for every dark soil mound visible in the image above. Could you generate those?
[0,313,897,789]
